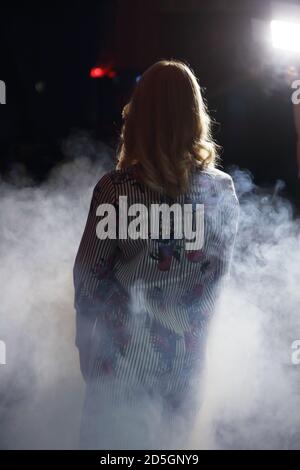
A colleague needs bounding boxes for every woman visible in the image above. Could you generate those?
[73,60,239,449]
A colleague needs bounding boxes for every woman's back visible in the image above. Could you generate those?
[100,165,237,327]
[73,60,239,449]
[74,164,238,373]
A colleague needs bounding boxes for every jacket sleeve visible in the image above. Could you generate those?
[73,172,118,351]
[218,175,239,278]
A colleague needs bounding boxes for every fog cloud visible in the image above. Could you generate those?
[0,137,300,449]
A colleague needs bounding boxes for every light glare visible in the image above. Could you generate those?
[271,19,300,53]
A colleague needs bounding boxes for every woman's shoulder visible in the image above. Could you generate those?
[98,166,137,186]
[191,166,236,192]
[195,165,233,183]
[93,166,143,203]
[94,167,135,191]
[191,166,239,210]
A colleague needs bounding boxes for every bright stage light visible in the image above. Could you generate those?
[90,67,106,78]
[90,66,117,79]
[271,19,300,53]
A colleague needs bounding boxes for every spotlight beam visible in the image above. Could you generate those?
[271,20,300,53]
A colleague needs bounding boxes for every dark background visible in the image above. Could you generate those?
[0,0,300,201]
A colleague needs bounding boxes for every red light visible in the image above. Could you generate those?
[90,66,117,79]
[90,67,106,78]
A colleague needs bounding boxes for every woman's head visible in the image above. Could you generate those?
[117,60,217,197]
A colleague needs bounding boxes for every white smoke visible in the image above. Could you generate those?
[0,134,114,449]
[191,169,300,450]
[0,136,300,449]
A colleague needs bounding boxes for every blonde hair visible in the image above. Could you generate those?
[117,60,218,198]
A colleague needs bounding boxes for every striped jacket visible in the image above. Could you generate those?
[73,164,239,392]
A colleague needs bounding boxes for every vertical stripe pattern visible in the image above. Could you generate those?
[73,165,239,449]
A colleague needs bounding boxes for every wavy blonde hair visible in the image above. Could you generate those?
[117,60,218,198]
